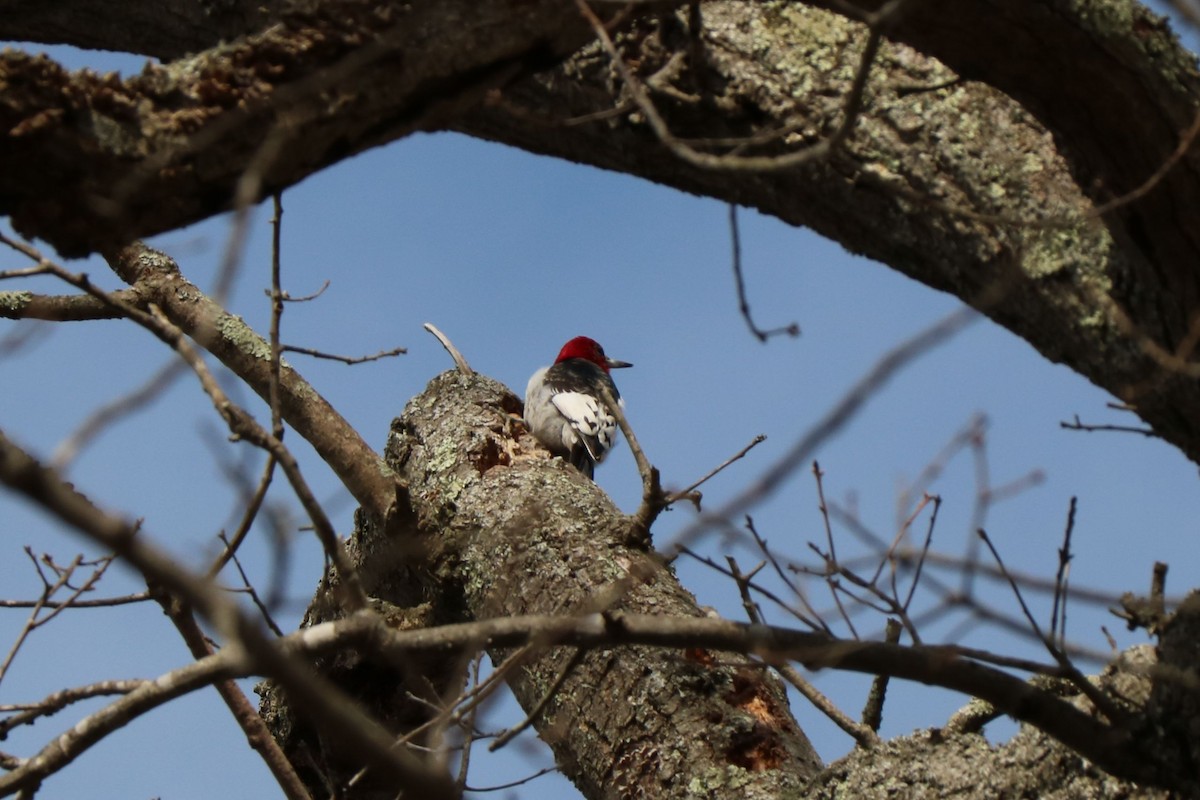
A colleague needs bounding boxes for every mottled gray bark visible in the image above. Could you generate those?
[5,1,1200,464]
[262,372,1189,797]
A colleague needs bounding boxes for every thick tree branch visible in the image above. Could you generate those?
[0,0,627,256]
[104,242,402,523]
[457,1,1200,466]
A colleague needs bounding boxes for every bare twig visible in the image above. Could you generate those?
[217,532,286,637]
[424,323,473,375]
[900,495,940,614]
[679,546,822,630]
[747,517,833,635]
[0,430,455,800]
[106,243,400,521]
[726,556,766,625]
[812,463,840,587]
[0,680,144,738]
[1060,414,1156,438]
[280,344,407,364]
[776,661,880,747]
[666,306,977,552]
[860,618,901,733]
[975,528,1125,725]
[150,584,310,800]
[0,552,114,686]
[268,193,287,442]
[142,303,368,612]
[208,454,279,578]
[1049,497,1077,648]
[463,766,558,793]
[729,205,800,342]
[489,649,585,751]
[0,592,150,609]
[667,434,766,506]
[596,383,666,542]
[277,280,330,303]
[454,654,484,792]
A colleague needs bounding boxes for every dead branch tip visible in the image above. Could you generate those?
[423,323,473,375]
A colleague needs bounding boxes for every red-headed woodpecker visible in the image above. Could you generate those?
[524,336,633,479]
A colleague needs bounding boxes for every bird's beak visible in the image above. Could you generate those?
[606,358,633,369]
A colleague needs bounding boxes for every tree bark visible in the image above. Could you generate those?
[261,371,823,797]
[262,372,1183,797]
[4,1,1200,463]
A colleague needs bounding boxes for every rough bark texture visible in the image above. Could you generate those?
[457,0,1200,465]
[0,0,601,255]
[260,372,823,798]
[6,0,1200,466]
[260,373,1188,797]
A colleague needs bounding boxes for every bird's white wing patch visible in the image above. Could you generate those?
[550,391,618,462]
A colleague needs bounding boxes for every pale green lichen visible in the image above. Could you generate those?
[214,312,289,366]
[686,765,757,796]
[0,291,33,312]
[1022,223,1115,285]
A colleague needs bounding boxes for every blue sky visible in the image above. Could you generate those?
[2,28,1199,798]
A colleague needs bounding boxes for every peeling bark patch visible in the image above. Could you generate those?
[468,435,510,474]
[725,727,786,772]
[723,669,790,771]
[612,740,662,797]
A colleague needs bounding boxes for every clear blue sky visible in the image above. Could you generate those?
[2,21,1198,797]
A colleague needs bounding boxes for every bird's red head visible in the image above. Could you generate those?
[554,336,633,373]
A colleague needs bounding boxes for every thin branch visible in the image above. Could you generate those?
[667,434,766,506]
[729,204,800,342]
[726,556,766,625]
[975,528,1125,725]
[901,495,940,613]
[813,461,839,568]
[0,652,243,794]
[454,654,484,792]
[105,243,400,522]
[1060,414,1157,438]
[596,382,666,542]
[149,585,310,800]
[1049,497,1077,648]
[0,592,151,609]
[278,280,331,303]
[217,532,286,637]
[860,618,901,733]
[666,306,977,552]
[747,516,833,635]
[0,680,144,738]
[0,552,113,686]
[0,429,456,800]
[463,766,559,793]
[142,303,368,612]
[489,649,585,751]
[777,661,880,747]
[280,344,407,364]
[207,454,278,578]
[424,323,473,375]
[678,546,822,630]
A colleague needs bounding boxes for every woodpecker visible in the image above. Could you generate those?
[524,336,633,479]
